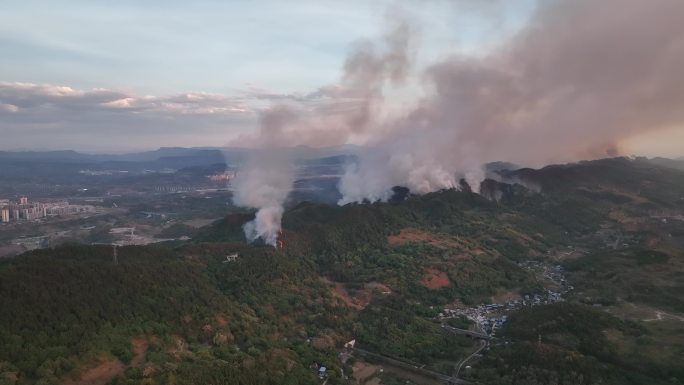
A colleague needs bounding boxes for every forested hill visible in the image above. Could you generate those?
[0,243,351,385]
[1,157,683,385]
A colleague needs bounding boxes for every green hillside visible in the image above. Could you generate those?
[1,157,683,385]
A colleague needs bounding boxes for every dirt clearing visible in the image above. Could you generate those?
[320,277,391,310]
[352,361,382,383]
[64,336,151,385]
[421,268,450,289]
[63,359,124,385]
[388,228,462,249]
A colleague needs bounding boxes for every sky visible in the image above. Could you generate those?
[0,0,536,152]
[0,0,682,158]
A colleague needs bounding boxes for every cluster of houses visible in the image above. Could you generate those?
[440,261,572,337]
[518,261,574,294]
[438,306,509,336]
[523,291,565,307]
[542,264,569,286]
[481,315,508,335]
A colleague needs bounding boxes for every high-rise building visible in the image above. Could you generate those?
[1,207,9,223]
[20,196,28,205]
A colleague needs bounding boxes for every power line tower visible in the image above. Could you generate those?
[113,244,118,266]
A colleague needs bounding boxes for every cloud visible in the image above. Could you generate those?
[0,82,250,114]
[0,103,19,113]
[0,82,255,151]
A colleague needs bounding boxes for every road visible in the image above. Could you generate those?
[441,324,491,340]
[352,348,471,384]
[453,320,490,378]
[455,339,487,377]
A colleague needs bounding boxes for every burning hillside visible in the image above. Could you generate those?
[230,0,684,246]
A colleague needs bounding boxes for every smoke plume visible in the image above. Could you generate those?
[233,0,684,228]
[339,0,684,203]
[230,17,413,245]
[231,148,294,246]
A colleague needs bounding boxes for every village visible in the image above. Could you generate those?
[438,261,572,338]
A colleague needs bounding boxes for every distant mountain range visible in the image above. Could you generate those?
[0,147,220,161]
[0,145,360,166]
[0,146,358,199]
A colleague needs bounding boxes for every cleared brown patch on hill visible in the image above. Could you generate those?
[312,335,335,350]
[320,277,364,310]
[130,338,149,367]
[387,228,463,249]
[216,314,228,326]
[63,359,125,385]
[64,336,152,385]
[2,372,18,382]
[421,268,450,289]
[352,361,382,383]
[388,228,431,245]
[319,277,391,310]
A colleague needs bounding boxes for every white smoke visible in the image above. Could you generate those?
[229,17,413,245]
[231,150,294,246]
[338,0,684,203]
[242,205,284,246]
[233,0,684,223]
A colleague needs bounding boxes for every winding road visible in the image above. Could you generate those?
[446,321,490,378]
[455,339,487,377]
